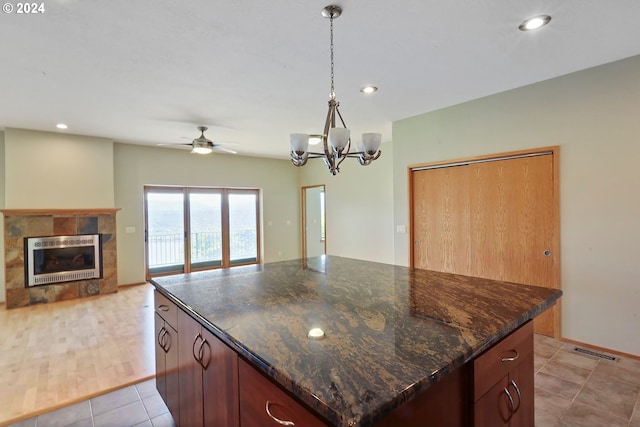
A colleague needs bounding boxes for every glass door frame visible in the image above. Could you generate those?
[301,184,326,259]
[144,186,261,280]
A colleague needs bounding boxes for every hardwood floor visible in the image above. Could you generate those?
[0,283,156,426]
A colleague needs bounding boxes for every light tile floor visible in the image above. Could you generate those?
[4,379,175,427]
[5,334,640,427]
[534,334,640,427]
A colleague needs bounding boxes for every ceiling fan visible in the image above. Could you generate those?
[159,126,238,155]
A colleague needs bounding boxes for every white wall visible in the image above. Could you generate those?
[4,128,114,208]
[392,55,640,356]
[299,144,395,265]
[113,143,301,286]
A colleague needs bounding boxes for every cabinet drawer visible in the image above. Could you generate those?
[473,321,533,401]
[239,359,327,427]
[154,290,178,328]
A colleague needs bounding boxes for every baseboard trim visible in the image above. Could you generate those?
[118,281,148,288]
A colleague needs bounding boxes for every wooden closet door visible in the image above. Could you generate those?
[469,154,556,336]
[412,165,471,275]
[411,151,559,337]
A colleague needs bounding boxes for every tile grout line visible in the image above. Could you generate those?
[557,357,600,423]
[89,398,95,427]
[134,383,154,425]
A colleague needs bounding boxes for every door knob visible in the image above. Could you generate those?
[543,250,551,256]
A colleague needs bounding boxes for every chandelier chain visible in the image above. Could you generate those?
[329,13,335,100]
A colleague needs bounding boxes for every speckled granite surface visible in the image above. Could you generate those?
[151,256,561,427]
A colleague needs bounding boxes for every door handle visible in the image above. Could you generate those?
[192,333,203,364]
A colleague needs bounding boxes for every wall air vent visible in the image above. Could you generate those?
[573,347,617,361]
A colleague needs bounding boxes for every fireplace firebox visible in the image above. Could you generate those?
[24,234,103,287]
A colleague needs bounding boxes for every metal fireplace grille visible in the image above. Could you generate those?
[24,234,103,287]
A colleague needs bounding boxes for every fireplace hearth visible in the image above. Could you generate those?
[25,234,103,287]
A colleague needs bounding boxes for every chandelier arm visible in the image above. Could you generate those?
[344,149,383,159]
[306,151,329,158]
[335,153,349,170]
[323,100,336,154]
[323,99,337,172]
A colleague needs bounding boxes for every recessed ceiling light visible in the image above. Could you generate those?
[56,123,68,129]
[360,85,378,94]
[519,15,551,31]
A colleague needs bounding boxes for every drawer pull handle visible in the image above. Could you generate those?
[501,349,519,362]
[265,401,295,426]
[503,387,515,423]
[158,304,170,312]
[509,380,522,413]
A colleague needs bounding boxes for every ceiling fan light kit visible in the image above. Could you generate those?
[190,126,214,154]
[290,4,382,176]
[158,126,237,155]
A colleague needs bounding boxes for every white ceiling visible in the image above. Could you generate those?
[2,0,640,159]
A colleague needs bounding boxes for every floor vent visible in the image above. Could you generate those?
[573,346,617,361]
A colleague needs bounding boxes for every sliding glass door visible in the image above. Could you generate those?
[146,189,185,275]
[145,187,260,278]
[189,191,223,269]
[229,191,258,264]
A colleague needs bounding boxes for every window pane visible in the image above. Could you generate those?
[189,192,222,269]
[229,193,258,263]
[147,191,184,274]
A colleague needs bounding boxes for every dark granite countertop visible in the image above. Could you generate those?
[151,256,561,427]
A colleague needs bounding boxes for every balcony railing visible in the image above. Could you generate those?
[148,230,256,267]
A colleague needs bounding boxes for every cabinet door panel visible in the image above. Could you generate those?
[154,313,167,401]
[202,327,239,427]
[474,376,510,427]
[178,309,204,427]
[508,354,534,427]
[165,324,180,424]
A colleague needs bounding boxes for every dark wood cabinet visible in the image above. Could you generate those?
[154,291,180,424]
[177,309,239,427]
[239,359,327,427]
[472,321,534,427]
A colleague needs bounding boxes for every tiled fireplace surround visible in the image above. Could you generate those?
[2,209,119,309]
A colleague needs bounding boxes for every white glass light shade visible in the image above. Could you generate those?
[290,133,310,154]
[361,133,382,155]
[328,127,350,151]
[191,146,213,154]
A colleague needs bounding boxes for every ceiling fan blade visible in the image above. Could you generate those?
[157,143,192,147]
[213,146,237,154]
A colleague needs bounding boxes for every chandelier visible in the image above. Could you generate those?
[290,5,382,176]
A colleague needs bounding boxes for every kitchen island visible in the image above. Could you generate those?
[151,256,561,427]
